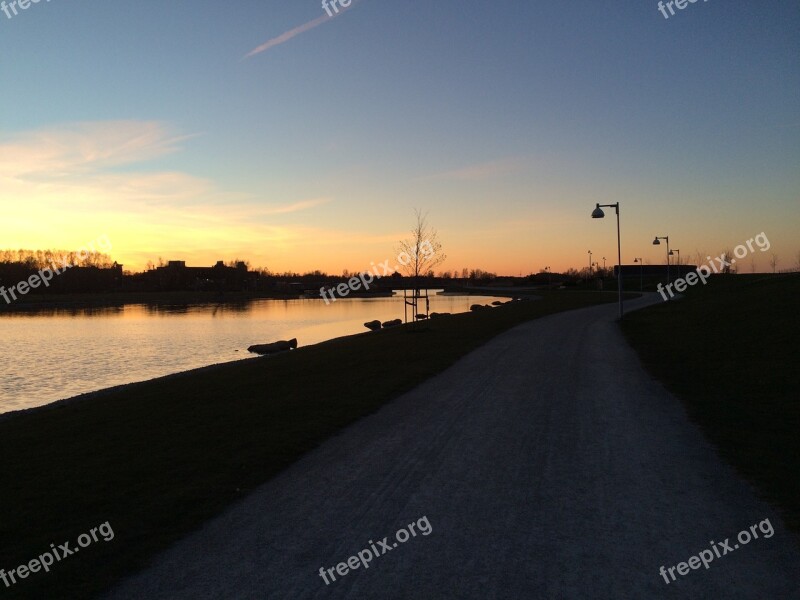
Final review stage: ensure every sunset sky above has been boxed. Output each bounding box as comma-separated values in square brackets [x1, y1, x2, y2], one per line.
[1, 0, 798, 274]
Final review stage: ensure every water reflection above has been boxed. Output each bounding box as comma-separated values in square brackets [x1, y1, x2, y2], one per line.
[140, 302, 255, 316]
[0, 292, 498, 413]
[0, 306, 126, 318]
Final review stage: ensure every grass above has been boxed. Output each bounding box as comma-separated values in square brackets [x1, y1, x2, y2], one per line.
[622, 274, 800, 536]
[0, 290, 626, 599]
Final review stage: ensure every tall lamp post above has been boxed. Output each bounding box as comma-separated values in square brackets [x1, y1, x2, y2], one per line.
[669, 249, 680, 276]
[544, 266, 551, 288]
[602, 257, 606, 274]
[591, 203, 623, 320]
[633, 258, 643, 292]
[653, 236, 670, 286]
[588, 250, 592, 279]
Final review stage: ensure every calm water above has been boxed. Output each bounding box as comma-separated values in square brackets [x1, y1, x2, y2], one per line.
[0, 292, 496, 414]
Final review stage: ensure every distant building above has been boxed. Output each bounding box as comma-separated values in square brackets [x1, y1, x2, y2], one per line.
[146, 260, 255, 292]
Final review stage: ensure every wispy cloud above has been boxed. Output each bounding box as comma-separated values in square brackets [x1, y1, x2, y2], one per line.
[0, 121, 191, 179]
[259, 197, 332, 214]
[244, 1, 362, 59]
[417, 157, 528, 182]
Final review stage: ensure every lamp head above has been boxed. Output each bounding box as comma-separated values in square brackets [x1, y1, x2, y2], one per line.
[591, 204, 605, 219]
[652, 237, 661, 246]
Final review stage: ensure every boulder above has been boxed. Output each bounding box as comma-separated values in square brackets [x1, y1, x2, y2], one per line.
[430, 312, 451, 319]
[382, 318, 403, 328]
[364, 320, 382, 331]
[247, 338, 298, 355]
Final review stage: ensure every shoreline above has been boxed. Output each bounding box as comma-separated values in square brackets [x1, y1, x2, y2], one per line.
[0, 354, 265, 424]
[0, 291, 529, 418]
[0, 288, 539, 314]
[0, 325, 389, 423]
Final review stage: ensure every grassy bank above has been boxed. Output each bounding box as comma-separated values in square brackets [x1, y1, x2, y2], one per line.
[622, 274, 800, 535]
[0, 291, 624, 599]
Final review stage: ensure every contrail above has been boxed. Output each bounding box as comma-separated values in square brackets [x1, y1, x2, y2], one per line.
[244, 1, 362, 59]
[244, 14, 330, 59]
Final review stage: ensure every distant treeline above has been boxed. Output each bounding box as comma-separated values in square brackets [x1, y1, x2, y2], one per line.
[0, 249, 122, 299]
[0, 249, 116, 269]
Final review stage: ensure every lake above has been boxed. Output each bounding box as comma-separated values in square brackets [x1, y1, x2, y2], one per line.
[0, 292, 497, 414]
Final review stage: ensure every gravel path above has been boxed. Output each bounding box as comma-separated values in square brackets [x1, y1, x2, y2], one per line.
[105, 294, 800, 599]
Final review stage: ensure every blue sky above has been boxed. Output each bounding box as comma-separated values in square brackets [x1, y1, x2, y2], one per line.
[1, 0, 798, 273]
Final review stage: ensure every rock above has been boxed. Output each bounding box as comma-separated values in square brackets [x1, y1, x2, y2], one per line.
[470, 304, 488, 312]
[247, 338, 298, 355]
[430, 312, 450, 319]
[382, 318, 402, 328]
[492, 300, 505, 306]
[415, 314, 428, 320]
[364, 320, 382, 331]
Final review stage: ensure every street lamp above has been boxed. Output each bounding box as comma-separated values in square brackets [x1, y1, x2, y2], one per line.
[669, 249, 680, 281]
[633, 258, 643, 292]
[544, 266, 551, 288]
[653, 235, 670, 286]
[591, 203, 623, 320]
[588, 250, 592, 278]
[602, 256, 607, 274]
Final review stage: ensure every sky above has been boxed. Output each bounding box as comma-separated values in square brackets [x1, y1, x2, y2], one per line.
[0, 0, 798, 275]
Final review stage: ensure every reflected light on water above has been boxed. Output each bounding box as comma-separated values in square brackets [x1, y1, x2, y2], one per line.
[0, 293, 498, 413]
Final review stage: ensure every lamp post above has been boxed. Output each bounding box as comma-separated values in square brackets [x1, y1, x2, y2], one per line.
[602, 256, 607, 275]
[544, 266, 551, 288]
[591, 203, 623, 320]
[588, 250, 592, 279]
[653, 235, 670, 286]
[633, 258, 643, 292]
[669, 249, 680, 275]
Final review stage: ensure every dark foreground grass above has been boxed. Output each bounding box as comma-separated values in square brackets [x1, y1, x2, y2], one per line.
[0, 291, 623, 599]
[622, 274, 800, 536]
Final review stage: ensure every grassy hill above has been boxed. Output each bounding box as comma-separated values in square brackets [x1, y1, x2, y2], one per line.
[622, 274, 800, 536]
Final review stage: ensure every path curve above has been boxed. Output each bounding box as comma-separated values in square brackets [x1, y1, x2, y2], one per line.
[105, 294, 800, 599]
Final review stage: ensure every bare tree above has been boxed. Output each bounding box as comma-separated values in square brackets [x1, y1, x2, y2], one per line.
[770, 254, 779, 274]
[225, 258, 251, 269]
[720, 249, 733, 274]
[396, 209, 446, 279]
[396, 210, 446, 320]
